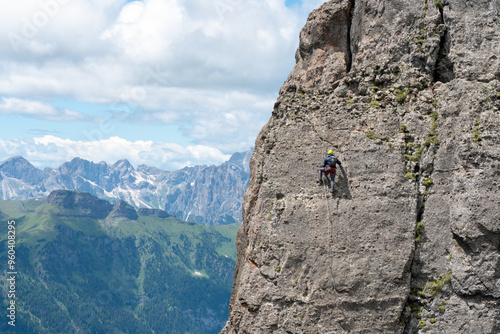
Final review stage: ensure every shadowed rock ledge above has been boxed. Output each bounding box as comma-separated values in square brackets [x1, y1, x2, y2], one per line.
[222, 0, 500, 333]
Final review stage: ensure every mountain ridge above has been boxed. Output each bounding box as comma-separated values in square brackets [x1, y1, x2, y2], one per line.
[0, 149, 252, 225]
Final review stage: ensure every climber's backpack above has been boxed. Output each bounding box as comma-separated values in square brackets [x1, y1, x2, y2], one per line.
[326, 156, 337, 175]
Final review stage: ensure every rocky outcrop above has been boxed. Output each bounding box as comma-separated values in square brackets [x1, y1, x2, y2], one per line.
[46, 190, 113, 219]
[111, 200, 139, 220]
[223, 1, 500, 333]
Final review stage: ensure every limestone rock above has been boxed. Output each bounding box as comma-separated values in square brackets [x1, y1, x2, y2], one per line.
[222, 0, 500, 333]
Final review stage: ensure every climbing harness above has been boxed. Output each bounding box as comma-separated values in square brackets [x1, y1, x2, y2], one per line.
[325, 166, 336, 176]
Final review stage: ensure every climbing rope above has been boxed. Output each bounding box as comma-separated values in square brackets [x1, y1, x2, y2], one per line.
[315, 112, 338, 292]
[322, 175, 336, 291]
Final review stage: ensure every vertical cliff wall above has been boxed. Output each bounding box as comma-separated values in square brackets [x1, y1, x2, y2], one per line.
[222, 0, 500, 333]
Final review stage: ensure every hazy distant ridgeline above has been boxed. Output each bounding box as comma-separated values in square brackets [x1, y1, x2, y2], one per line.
[0, 149, 252, 225]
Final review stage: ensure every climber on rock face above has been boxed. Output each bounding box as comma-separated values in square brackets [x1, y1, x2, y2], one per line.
[318, 150, 341, 193]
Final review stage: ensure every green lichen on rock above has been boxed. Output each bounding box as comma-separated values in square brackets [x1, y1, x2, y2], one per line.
[395, 88, 412, 103]
[368, 99, 380, 108]
[472, 131, 482, 142]
[366, 131, 384, 140]
[399, 123, 408, 133]
[424, 134, 440, 147]
[405, 146, 422, 162]
[472, 120, 483, 143]
[424, 120, 440, 146]
[438, 303, 446, 313]
[421, 270, 452, 297]
[423, 177, 434, 192]
[415, 221, 424, 244]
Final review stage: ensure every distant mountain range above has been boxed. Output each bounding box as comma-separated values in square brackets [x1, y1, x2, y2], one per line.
[0, 149, 252, 225]
[0, 190, 238, 334]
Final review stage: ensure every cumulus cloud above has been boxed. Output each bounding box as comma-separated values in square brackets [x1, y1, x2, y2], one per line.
[111, 86, 274, 151]
[0, 135, 231, 170]
[0, 97, 84, 121]
[0, 0, 325, 161]
[0, 0, 325, 100]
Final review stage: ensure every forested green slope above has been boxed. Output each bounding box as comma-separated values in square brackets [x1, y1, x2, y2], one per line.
[0, 194, 238, 333]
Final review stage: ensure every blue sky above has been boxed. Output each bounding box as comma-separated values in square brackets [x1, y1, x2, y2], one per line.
[285, 0, 303, 7]
[0, 0, 323, 170]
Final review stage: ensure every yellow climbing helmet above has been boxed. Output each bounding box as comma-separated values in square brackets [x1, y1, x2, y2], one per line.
[327, 150, 334, 155]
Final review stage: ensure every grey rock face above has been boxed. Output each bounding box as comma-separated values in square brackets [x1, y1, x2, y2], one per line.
[0, 149, 251, 225]
[285, 0, 352, 91]
[223, 1, 499, 333]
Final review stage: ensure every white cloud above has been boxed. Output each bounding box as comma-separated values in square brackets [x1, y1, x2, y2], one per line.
[0, 97, 84, 121]
[111, 86, 273, 152]
[0, 0, 325, 158]
[0, 0, 309, 99]
[117, 1, 144, 23]
[0, 135, 231, 170]
[101, 0, 186, 62]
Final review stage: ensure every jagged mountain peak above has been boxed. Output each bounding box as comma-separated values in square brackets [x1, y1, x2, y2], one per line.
[59, 157, 107, 174]
[1, 155, 31, 165]
[137, 164, 166, 175]
[0, 155, 45, 184]
[65, 156, 101, 165]
[228, 148, 253, 173]
[111, 158, 134, 171]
